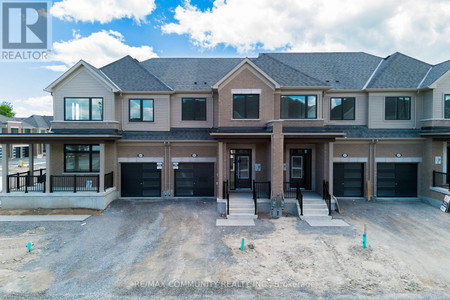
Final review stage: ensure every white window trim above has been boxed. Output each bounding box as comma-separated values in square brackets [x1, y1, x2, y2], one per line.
[291, 155, 304, 179]
[232, 89, 262, 94]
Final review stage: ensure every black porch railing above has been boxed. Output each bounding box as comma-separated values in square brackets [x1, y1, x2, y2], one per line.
[322, 180, 331, 216]
[7, 173, 46, 193]
[50, 175, 99, 193]
[296, 181, 303, 216]
[252, 181, 270, 215]
[432, 171, 450, 191]
[223, 180, 230, 215]
[283, 181, 298, 198]
[104, 172, 114, 191]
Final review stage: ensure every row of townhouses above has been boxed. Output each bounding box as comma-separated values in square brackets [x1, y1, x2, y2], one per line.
[1, 52, 449, 216]
[0, 114, 51, 159]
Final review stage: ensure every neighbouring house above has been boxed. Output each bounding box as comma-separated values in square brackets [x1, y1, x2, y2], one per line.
[1, 52, 450, 215]
[0, 114, 52, 160]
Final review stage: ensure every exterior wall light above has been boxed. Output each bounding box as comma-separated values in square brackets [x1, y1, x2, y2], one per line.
[138, 153, 144, 158]
[395, 153, 402, 157]
[342, 153, 348, 158]
[191, 153, 198, 158]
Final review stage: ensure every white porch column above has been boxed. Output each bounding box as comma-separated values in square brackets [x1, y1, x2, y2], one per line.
[2, 144, 10, 193]
[99, 143, 105, 193]
[28, 144, 34, 176]
[217, 141, 223, 199]
[45, 144, 51, 193]
[328, 141, 334, 195]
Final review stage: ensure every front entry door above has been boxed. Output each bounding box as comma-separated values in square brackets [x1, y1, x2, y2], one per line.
[230, 149, 252, 190]
[290, 149, 312, 189]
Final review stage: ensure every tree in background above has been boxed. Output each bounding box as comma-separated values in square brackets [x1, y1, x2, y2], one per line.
[0, 102, 16, 117]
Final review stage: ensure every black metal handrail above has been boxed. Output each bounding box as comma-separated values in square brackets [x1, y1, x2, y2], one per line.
[253, 180, 270, 199]
[296, 181, 303, 216]
[432, 170, 450, 191]
[50, 175, 100, 193]
[223, 180, 229, 215]
[104, 171, 114, 191]
[7, 174, 46, 193]
[283, 181, 298, 198]
[323, 180, 331, 216]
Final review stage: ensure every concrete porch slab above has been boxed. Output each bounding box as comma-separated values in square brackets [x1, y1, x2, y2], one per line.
[216, 218, 255, 226]
[0, 215, 91, 222]
[304, 218, 349, 227]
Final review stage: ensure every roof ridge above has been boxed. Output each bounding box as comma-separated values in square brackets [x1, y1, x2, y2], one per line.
[260, 54, 328, 86]
[390, 52, 432, 66]
[264, 51, 382, 58]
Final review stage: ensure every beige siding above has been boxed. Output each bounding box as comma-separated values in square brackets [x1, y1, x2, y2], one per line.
[421, 90, 433, 120]
[434, 72, 450, 119]
[121, 94, 170, 131]
[368, 92, 417, 129]
[323, 93, 368, 125]
[170, 93, 214, 128]
[218, 65, 275, 127]
[52, 66, 115, 122]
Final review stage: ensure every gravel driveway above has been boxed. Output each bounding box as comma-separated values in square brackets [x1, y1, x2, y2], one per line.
[0, 198, 449, 299]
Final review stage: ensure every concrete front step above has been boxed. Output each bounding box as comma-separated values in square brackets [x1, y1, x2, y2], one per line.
[303, 200, 326, 205]
[229, 208, 255, 214]
[303, 204, 328, 209]
[303, 208, 329, 214]
[229, 203, 255, 208]
[227, 213, 258, 220]
[301, 215, 332, 220]
[216, 218, 255, 226]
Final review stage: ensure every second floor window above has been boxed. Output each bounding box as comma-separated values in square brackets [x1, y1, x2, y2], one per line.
[11, 128, 19, 133]
[182, 98, 206, 121]
[280, 95, 317, 119]
[65, 97, 103, 121]
[445, 94, 450, 118]
[385, 96, 411, 120]
[330, 97, 355, 120]
[233, 94, 259, 119]
[129, 99, 154, 122]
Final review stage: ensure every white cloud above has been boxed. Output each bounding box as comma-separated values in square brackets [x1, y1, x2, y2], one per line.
[12, 95, 53, 117]
[50, 0, 156, 24]
[162, 0, 450, 63]
[46, 30, 158, 71]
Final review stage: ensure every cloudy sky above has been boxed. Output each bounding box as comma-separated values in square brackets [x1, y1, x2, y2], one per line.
[1, 0, 450, 117]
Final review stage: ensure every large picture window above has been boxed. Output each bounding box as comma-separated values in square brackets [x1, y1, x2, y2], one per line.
[385, 96, 411, 120]
[445, 94, 450, 119]
[280, 95, 317, 119]
[64, 145, 100, 173]
[233, 94, 259, 119]
[129, 99, 154, 122]
[64, 97, 103, 121]
[330, 97, 355, 120]
[182, 98, 206, 121]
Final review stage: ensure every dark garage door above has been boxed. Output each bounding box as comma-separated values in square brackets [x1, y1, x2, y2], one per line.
[175, 163, 215, 197]
[121, 163, 161, 197]
[333, 163, 364, 197]
[377, 163, 417, 197]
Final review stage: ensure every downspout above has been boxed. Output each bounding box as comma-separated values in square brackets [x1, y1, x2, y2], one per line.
[168, 141, 172, 197]
[373, 139, 378, 200]
[164, 141, 167, 197]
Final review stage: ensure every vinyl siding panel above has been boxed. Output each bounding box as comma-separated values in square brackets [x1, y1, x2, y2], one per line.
[323, 93, 368, 125]
[170, 93, 214, 128]
[121, 94, 170, 131]
[52, 67, 114, 122]
[421, 90, 433, 120]
[368, 92, 416, 129]
[434, 73, 450, 119]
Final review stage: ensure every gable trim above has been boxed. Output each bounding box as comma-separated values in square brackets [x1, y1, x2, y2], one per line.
[212, 58, 280, 89]
[44, 60, 120, 93]
[429, 69, 450, 89]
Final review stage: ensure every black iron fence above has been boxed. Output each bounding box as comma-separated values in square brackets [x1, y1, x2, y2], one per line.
[50, 175, 99, 193]
[432, 171, 450, 191]
[7, 174, 46, 193]
[296, 182, 303, 216]
[253, 181, 270, 199]
[323, 180, 331, 216]
[283, 181, 298, 198]
[104, 172, 114, 191]
[223, 180, 229, 215]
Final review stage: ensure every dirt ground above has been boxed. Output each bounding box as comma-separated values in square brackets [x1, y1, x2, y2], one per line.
[0, 208, 103, 216]
[0, 199, 449, 299]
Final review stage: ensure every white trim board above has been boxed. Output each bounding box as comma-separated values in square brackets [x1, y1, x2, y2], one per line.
[118, 157, 164, 163]
[375, 157, 422, 163]
[171, 157, 217, 163]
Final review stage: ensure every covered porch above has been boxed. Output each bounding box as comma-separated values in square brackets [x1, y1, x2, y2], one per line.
[0, 133, 121, 210]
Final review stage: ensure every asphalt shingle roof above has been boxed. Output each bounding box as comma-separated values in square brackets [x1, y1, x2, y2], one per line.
[251, 55, 328, 87]
[367, 52, 432, 89]
[22, 115, 52, 129]
[420, 60, 450, 88]
[263, 52, 383, 90]
[100, 56, 172, 91]
[140, 57, 243, 91]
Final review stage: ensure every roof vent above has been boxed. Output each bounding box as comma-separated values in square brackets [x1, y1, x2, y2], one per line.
[194, 82, 197, 84]
[335, 80, 340, 83]
[204, 82, 207, 84]
[326, 80, 330, 83]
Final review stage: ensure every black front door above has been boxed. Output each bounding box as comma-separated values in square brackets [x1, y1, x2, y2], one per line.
[333, 163, 364, 197]
[230, 149, 252, 190]
[175, 163, 215, 196]
[377, 163, 417, 197]
[290, 149, 312, 189]
[121, 163, 161, 197]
